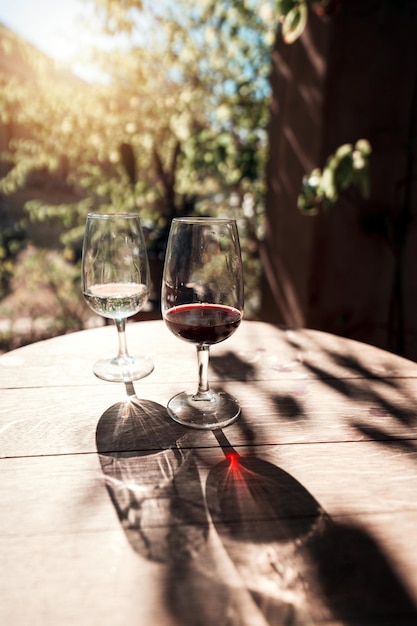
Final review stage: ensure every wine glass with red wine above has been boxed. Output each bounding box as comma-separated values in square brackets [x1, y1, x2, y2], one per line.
[162, 217, 244, 429]
[82, 212, 154, 382]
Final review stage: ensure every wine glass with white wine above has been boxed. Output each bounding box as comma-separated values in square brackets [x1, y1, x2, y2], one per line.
[82, 212, 154, 382]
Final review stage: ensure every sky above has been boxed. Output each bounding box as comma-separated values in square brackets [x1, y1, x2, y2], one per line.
[0, 0, 110, 81]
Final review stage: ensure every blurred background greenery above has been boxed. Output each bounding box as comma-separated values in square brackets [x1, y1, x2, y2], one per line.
[0, 0, 282, 351]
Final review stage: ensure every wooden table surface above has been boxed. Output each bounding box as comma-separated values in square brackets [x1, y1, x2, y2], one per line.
[1, 319, 417, 626]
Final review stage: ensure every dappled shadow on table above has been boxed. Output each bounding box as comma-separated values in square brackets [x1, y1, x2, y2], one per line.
[288, 334, 417, 452]
[205, 431, 417, 625]
[210, 351, 257, 382]
[95, 381, 417, 625]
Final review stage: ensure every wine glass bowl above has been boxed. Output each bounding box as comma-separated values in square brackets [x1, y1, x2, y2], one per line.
[162, 217, 244, 429]
[82, 212, 154, 382]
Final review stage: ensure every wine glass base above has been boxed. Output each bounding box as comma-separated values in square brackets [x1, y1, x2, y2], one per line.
[93, 355, 154, 382]
[167, 390, 240, 430]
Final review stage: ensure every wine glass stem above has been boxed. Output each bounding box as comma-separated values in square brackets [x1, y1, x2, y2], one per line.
[195, 344, 211, 399]
[115, 318, 129, 359]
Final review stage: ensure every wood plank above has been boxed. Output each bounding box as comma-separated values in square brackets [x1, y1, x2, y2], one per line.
[1, 442, 417, 625]
[1, 373, 416, 457]
[1, 516, 415, 626]
[1, 442, 416, 534]
[0, 533, 178, 626]
[2, 320, 417, 389]
[2, 320, 417, 625]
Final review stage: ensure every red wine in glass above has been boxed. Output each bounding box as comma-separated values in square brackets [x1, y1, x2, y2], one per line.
[164, 303, 242, 344]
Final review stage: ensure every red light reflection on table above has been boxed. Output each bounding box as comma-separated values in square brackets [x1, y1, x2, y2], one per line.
[225, 451, 239, 471]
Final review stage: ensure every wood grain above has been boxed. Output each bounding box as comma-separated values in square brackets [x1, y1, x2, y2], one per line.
[1, 320, 417, 625]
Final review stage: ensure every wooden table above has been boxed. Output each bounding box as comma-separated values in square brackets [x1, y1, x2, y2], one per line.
[1, 319, 417, 625]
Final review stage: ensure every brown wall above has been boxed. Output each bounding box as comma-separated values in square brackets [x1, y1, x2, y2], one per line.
[262, 3, 417, 360]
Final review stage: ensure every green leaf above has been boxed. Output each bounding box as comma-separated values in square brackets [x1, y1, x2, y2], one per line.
[281, 2, 308, 43]
[276, 0, 298, 19]
[320, 167, 337, 202]
[355, 138, 372, 157]
[298, 140, 372, 214]
[334, 154, 354, 190]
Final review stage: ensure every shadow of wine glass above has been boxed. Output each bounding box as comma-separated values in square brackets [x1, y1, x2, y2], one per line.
[207, 429, 324, 538]
[166, 429, 326, 626]
[205, 430, 417, 624]
[96, 390, 208, 563]
[96, 393, 184, 456]
[203, 430, 327, 624]
[206, 454, 323, 542]
[96, 389, 237, 625]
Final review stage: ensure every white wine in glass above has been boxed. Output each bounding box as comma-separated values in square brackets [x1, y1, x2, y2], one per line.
[162, 217, 244, 429]
[82, 212, 154, 382]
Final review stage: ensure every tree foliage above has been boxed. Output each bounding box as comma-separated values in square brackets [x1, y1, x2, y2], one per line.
[82, 0, 276, 230]
[0, 1, 278, 320]
[298, 139, 372, 215]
